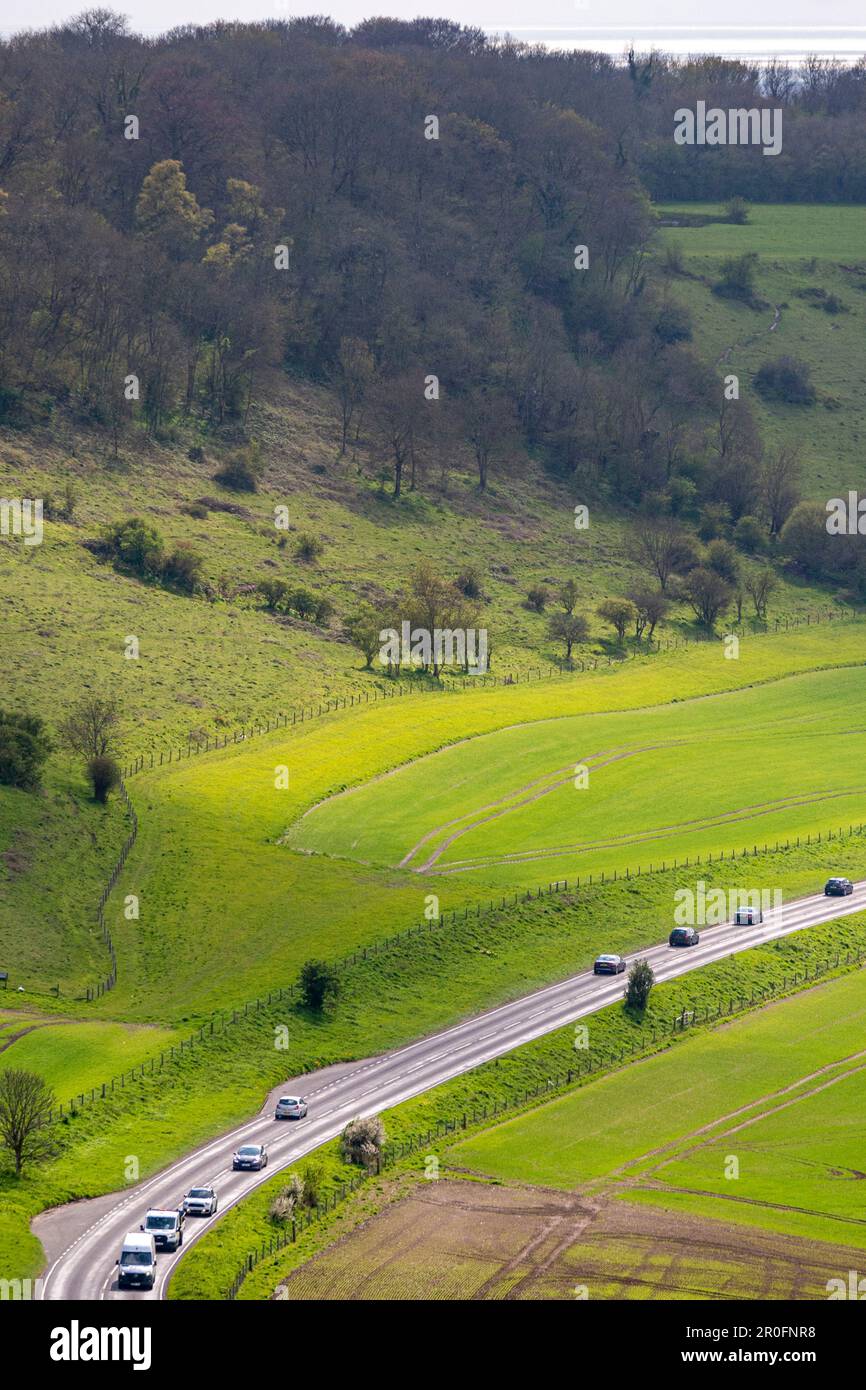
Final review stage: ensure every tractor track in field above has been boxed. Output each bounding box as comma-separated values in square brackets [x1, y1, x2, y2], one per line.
[429, 785, 866, 877]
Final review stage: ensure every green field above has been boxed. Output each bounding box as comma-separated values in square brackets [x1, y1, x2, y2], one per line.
[453, 968, 866, 1252]
[288, 664, 866, 888]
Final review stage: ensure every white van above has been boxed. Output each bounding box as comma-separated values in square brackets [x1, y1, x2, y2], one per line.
[117, 1231, 156, 1290]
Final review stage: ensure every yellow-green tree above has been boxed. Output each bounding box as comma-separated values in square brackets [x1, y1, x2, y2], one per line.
[135, 160, 213, 256]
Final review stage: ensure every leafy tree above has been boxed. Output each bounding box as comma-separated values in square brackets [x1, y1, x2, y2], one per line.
[346, 607, 383, 668]
[135, 160, 213, 256]
[299, 959, 340, 1012]
[0, 710, 52, 790]
[0, 1068, 55, 1176]
[597, 597, 637, 643]
[624, 959, 654, 1011]
[705, 538, 740, 587]
[162, 543, 204, 593]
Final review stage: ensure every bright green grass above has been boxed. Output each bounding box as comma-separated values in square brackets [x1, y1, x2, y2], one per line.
[0, 1020, 178, 1103]
[288, 664, 866, 888]
[174, 906, 866, 1300]
[655, 202, 866, 497]
[93, 622, 866, 1019]
[0, 766, 128, 996]
[452, 967, 866, 1250]
[658, 203, 866, 260]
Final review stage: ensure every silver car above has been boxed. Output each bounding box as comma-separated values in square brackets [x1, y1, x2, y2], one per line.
[183, 1186, 218, 1216]
[274, 1095, 308, 1120]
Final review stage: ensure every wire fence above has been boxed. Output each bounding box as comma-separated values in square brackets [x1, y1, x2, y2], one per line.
[118, 606, 863, 780]
[79, 605, 866, 1002]
[225, 941, 866, 1300]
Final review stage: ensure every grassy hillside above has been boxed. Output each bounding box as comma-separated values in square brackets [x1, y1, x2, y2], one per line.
[655, 203, 866, 498]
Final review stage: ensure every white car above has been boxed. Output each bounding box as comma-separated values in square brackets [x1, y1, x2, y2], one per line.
[275, 1095, 308, 1120]
[734, 906, 763, 925]
[183, 1186, 218, 1217]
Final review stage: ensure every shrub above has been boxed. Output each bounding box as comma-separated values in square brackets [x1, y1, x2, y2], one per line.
[104, 517, 164, 577]
[456, 566, 484, 600]
[526, 585, 549, 613]
[625, 959, 654, 1011]
[733, 515, 766, 553]
[0, 710, 52, 789]
[294, 532, 324, 562]
[87, 755, 121, 804]
[299, 1158, 326, 1208]
[654, 304, 692, 343]
[705, 538, 740, 586]
[162, 543, 204, 593]
[725, 196, 750, 224]
[269, 1173, 304, 1223]
[214, 441, 262, 492]
[754, 356, 815, 405]
[341, 1115, 385, 1170]
[299, 959, 340, 1012]
[713, 252, 759, 302]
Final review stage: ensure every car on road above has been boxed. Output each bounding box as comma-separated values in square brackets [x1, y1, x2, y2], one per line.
[142, 1207, 184, 1251]
[669, 926, 700, 947]
[117, 1232, 156, 1290]
[593, 954, 626, 975]
[232, 1143, 268, 1171]
[182, 1186, 218, 1217]
[825, 877, 853, 896]
[734, 905, 763, 925]
[275, 1095, 308, 1120]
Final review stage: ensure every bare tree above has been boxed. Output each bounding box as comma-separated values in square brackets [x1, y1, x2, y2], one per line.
[762, 445, 801, 536]
[0, 1069, 55, 1176]
[60, 694, 121, 761]
[630, 519, 695, 592]
[745, 567, 778, 619]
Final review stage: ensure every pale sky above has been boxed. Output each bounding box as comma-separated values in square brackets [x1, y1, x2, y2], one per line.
[3, 0, 866, 59]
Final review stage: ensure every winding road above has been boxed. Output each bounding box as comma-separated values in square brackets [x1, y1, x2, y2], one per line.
[38, 878, 866, 1302]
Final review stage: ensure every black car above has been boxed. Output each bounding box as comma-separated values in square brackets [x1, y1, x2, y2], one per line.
[593, 954, 626, 975]
[825, 877, 853, 896]
[669, 926, 700, 947]
[232, 1143, 268, 1171]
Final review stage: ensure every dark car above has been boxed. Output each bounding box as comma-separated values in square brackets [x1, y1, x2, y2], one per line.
[232, 1143, 268, 1171]
[825, 877, 853, 896]
[669, 926, 700, 947]
[593, 954, 626, 975]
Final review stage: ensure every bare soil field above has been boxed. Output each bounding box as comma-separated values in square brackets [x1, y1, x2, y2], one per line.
[275, 1180, 860, 1301]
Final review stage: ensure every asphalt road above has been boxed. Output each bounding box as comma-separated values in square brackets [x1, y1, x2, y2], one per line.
[39, 879, 866, 1301]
